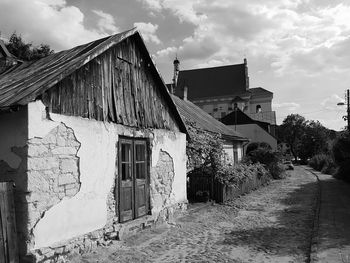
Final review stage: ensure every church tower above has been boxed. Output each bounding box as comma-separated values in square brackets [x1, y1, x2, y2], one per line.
[171, 56, 180, 94]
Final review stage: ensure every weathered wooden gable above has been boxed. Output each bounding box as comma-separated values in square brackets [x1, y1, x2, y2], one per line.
[42, 35, 179, 131]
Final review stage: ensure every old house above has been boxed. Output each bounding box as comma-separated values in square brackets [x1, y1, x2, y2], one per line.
[0, 28, 188, 262]
[171, 94, 248, 165]
[170, 58, 277, 150]
[221, 108, 278, 150]
[173, 59, 276, 128]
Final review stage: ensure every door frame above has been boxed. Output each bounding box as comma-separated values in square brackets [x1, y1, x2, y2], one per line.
[117, 136, 151, 223]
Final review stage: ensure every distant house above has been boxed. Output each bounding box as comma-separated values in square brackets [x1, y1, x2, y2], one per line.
[171, 94, 248, 165]
[0, 29, 188, 262]
[221, 108, 277, 151]
[173, 59, 276, 130]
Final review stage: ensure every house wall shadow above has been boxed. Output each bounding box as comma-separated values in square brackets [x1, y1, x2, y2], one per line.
[0, 106, 33, 262]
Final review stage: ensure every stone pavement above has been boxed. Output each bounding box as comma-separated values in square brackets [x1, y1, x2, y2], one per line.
[307, 168, 350, 263]
[69, 167, 318, 263]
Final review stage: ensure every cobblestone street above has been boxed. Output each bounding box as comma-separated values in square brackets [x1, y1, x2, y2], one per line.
[69, 166, 318, 263]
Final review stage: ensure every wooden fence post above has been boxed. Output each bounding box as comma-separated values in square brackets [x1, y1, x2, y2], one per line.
[0, 182, 19, 263]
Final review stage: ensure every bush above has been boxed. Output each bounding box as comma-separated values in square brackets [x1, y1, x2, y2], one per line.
[216, 163, 269, 187]
[308, 154, 336, 175]
[242, 147, 285, 179]
[332, 131, 350, 181]
[246, 142, 272, 155]
[268, 162, 288, 179]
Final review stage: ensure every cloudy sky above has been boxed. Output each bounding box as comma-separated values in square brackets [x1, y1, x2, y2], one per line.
[1, 0, 349, 130]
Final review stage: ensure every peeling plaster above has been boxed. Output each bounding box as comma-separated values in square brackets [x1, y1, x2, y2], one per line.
[151, 150, 175, 210]
[27, 101, 187, 249]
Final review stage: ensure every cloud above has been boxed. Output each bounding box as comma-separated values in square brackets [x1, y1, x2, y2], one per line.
[321, 94, 346, 111]
[134, 22, 161, 44]
[156, 46, 177, 58]
[0, 0, 119, 51]
[138, 0, 206, 25]
[146, 0, 350, 78]
[273, 102, 301, 111]
[92, 10, 119, 33]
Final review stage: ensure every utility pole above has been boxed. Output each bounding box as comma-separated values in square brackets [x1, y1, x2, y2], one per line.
[347, 89, 350, 130]
[337, 89, 350, 130]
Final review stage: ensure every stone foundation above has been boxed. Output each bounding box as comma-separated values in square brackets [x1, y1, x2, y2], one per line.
[31, 202, 187, 263]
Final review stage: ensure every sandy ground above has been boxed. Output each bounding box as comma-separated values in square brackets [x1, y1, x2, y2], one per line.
[68, 166, 318, 263]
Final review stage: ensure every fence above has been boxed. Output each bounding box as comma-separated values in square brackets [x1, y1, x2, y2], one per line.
[188, 173, 270, 203]
[0, 182, 19, 263]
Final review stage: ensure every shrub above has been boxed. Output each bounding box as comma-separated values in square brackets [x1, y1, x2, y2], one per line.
[268, 162, 287, 179]
[308, 154, 336, 175]
[242, 146, 285, 179]
[246, 142, 272, 155]
[216, 163, 269, 187]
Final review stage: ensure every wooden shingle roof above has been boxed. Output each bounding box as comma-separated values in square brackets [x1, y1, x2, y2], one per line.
[0, 28, 188, 134]
[0, 29, 140, 108]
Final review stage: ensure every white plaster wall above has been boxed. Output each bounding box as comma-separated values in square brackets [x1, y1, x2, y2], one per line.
[0, 107, 27, 169]
[223, 143, 234, 164]
[229, 124, 277, 150]
[27, 101, 187, 249]
[237, 143, 244, 161]
[223, 141, 244, 165]
[249, 101, 272, 113]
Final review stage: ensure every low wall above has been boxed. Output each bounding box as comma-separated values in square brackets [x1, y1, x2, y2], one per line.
[216, 173, 271, 203]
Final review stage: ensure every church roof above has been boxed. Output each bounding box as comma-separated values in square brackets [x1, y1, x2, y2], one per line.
[175, 63, 248, 100]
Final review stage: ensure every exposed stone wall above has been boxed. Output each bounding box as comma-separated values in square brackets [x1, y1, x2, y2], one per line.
[26, 123, 81, 247]
[151, 150, 175, 213]
[106, 183, 117, 224]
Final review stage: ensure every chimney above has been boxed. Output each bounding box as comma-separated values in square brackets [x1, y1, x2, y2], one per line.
[244, 58, 249, 90]
[181, 86, 188, 101]
[172, 56, 180, 94]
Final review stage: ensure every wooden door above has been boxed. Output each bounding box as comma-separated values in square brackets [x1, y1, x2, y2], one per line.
[134, 141, 148, 218]
[119, 139, 134, 222]
[0, 182, 19, 263]
[118, 138, 149, 223]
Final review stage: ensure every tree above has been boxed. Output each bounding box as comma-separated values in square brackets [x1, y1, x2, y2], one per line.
[277, 114, 307, 161]
[298, 120, 329, 162]
[4, 32, 54, 61]
[332, 131, 350, 180]
[186, 120, 224, 173]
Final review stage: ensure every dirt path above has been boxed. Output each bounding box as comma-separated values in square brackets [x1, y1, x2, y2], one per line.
[69, 166, 318, 263]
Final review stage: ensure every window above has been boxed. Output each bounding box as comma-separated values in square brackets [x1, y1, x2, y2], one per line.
[256, 105, 262, 113]
[213, 108, 218, 112]
[118, 138, 149, 223]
